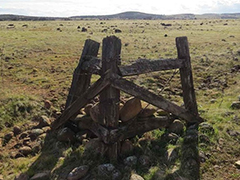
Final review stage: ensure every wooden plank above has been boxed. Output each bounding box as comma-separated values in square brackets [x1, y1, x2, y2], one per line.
[111, 76, 204, 123]
[77, 116, 171, 143]
[51, 72, 111, 130]
[99, 36, 121, 160]
[119, 58, 184, 76]
[176, 37, 200, 180]
[65, 39, 100, 109]
[176, 37, 198, 116]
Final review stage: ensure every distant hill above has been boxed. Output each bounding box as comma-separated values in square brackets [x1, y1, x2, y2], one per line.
[1, 11, 240, 21]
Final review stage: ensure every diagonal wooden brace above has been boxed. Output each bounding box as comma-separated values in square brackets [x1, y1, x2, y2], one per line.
[110, 74, 204, 123]
[51, 71, 112, 130]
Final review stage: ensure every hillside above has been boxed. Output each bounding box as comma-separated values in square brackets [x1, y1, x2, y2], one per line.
[1, 11, 240, 21]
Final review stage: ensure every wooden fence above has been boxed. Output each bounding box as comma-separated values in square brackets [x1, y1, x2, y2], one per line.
[51, 35, 203, 160]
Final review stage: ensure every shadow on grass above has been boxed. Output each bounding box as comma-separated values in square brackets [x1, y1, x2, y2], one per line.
[24, 125, 200, 180]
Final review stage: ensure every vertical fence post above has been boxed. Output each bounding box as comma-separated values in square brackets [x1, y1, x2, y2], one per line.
[176, 36, 200, 180]
[100, 36, 121, 160]
[65, 39, 100, 109]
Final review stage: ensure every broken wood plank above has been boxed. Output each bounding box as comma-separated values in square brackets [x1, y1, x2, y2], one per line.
[176, 37, 198, 116]
[65, 39, 100, 109]
[111, 75, 204, 123]
[119, 58, 184, 76]
[51, 72, 111, 130]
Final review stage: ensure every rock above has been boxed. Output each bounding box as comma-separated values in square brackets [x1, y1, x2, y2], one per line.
[199, 122, 214, 135]
[19, 131, 29, 140]
[115, 29, 122, 33]
[235, 160, 240, 169]
[67, 165, 89, 180]
[139, 155, 151, 167]
[124, 156, 138, 166]
[44, 100, 52, 109]
[89, 103, 100, 123]
[31, 129, 44, 136]
[30, 171, 50, 180]
[13, 126, 22, 136]
[85, 138, 106, 156]
[81, 27, 87, 32]
[14, 173, 29, 180]
[231, 101, 240, 109]
[19, 146, 32, 156]
[83, 104, 93, 115]
[57, 127, 75, 143]
[121, 139, 134, 155]
[226, 129, 240, 137]
[130, 173, 144, 180]
[98, 164, 119, 179]
[3, 132, 14, 144]
[37, 116, 51, 128]
[168, 120, 184, 135]
[166, 147, 179, 163]
[120, 98, 142, 122]
[138, 108, 156, 118]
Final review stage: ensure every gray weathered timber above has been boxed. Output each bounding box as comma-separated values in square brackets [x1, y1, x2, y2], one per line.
[77, 115, 171, 143]
[99, 36, 122, 160]
[119, 58, 184, 76]
[65, 39, 100, 109]
[51, 72, 111, 130]
[111, 76, 203, 123]
[176, 37, 200, 180]
[176, 37, 198, 116]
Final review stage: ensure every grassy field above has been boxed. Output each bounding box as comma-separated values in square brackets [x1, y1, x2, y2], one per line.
[0, 19, 240, 179]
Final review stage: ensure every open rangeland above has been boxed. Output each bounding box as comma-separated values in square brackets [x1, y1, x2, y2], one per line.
[0, 19, 240, 180]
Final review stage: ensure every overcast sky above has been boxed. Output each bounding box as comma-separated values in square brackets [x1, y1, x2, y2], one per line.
[0, 0, 240, 17]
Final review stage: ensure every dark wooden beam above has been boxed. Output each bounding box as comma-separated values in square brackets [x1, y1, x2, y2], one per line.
[119, 58, 184, 76]
[111, 75, 204, 123]
[176, 37, 198, 116]
[65, 39, 100, 109]
[99, 36, 122, 160]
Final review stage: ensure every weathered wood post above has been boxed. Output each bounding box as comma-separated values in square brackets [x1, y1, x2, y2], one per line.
[99, 36, 121, 160]
[176, 37, 200, 180]
[65, 39, 100, 109]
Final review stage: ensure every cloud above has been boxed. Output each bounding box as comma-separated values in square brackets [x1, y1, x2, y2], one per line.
[0, 0, 239, 16]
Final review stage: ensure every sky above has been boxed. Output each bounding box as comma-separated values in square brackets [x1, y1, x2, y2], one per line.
[0, 0, 240, 17]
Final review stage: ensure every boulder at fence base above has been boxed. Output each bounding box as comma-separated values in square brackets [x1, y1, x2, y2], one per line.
[120, 98, 142, 122]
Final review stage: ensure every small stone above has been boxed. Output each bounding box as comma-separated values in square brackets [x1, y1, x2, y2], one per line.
[37, 116, 51, 128]
[124, 156, 138, 166]
[166, 147, 179, 163]
[130, 173, 144, 180]
[231, 101, 240, 109]
[67, 165, 89, 180]
[98, 164, 116, 179]
[120, 98, 142, 122]
[30, 171, 50, 180]
[19, 132, 29, 140]
[14, 173, 29, 180]
[13, 126, 22, 136]
[44, 100, 52, 109]
[42, 126, 51, 133]
[31, 129, 44, 136]
[235, 160, 240, 169]
[199, 122, 215, 135]
[168, 119, 184, 135]
[139, 155, 151, 167]
[57, 127, 75, 143]
[19, 146, 32, 156]
[121, 139, 134, 155]
[3, 132, 14, 144]
[85, 138, 106, 156]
